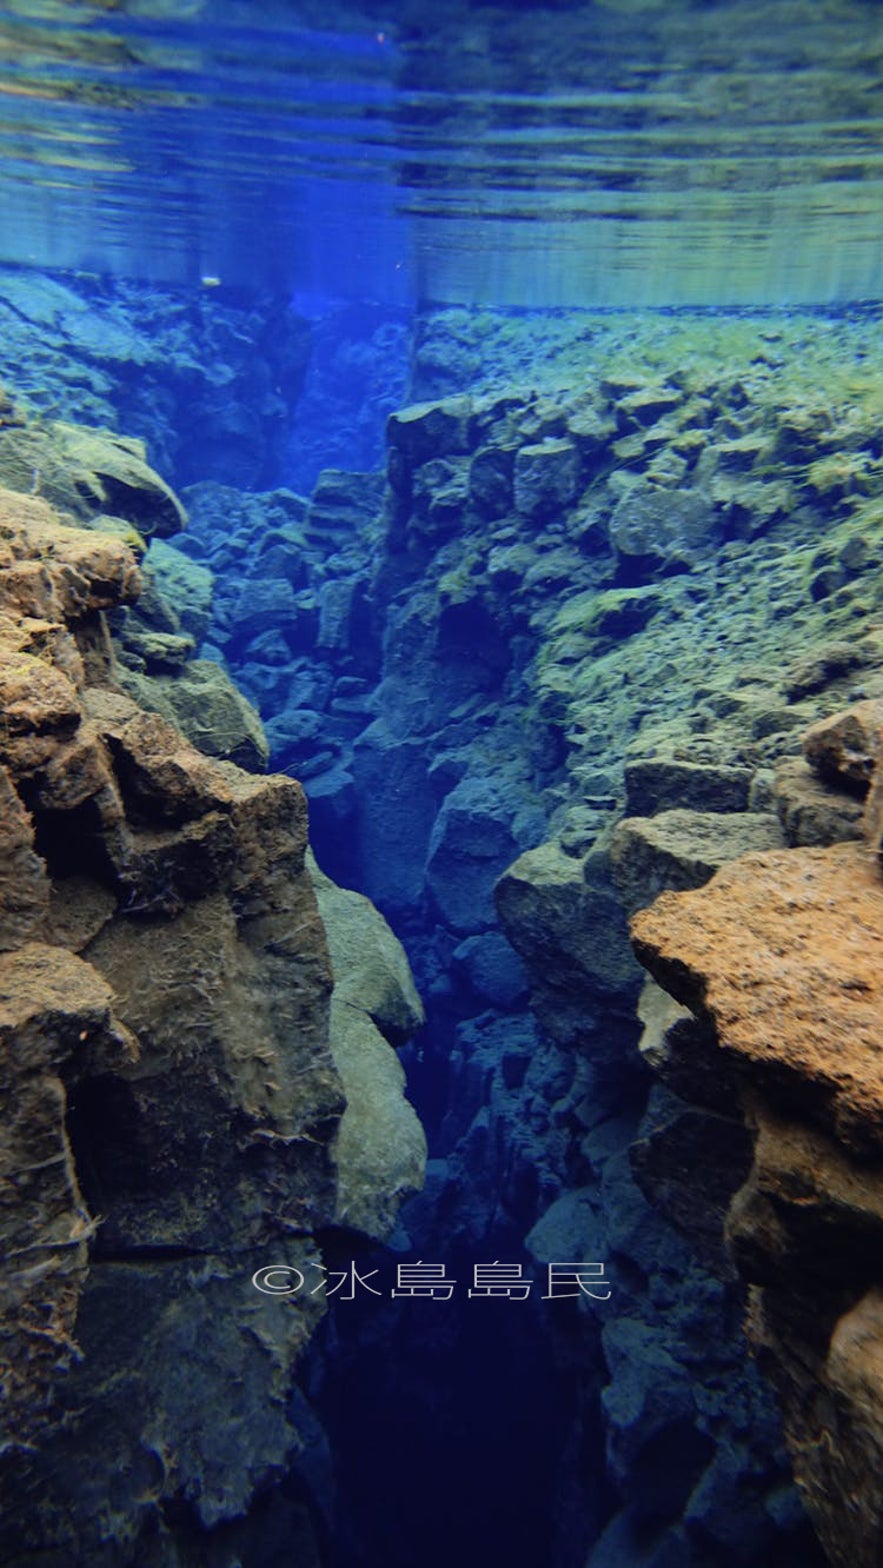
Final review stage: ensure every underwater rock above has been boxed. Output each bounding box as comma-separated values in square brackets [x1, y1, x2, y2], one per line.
[0, 941, 135, 1452]
[623, 756, 754, 817]
[608, 478, 715, 569]
[610, 808, 784, 916]
[308, 853, 424, 1044]
[451, 930, 528, 1009]
[426, 774, 526, 935]
[386, 396, 472, 469]
[0, 767, 50, 949]
[513, 436, 581, 519]
[866, 733, 883, 866]
[631, 831, 883, 1567]
[119, 657, 269, 773]
[0, 478, 427, 1564]
[495, 839, 643, 1038]
[143, 536, 214, 646]
[0, 417, 186, 537]
[631, 841, 883, 1156]
[802, 697, 883, 794]
[774, 757, 867, 848]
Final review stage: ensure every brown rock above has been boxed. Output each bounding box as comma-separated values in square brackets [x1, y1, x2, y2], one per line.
[0, 941, 137, 1449]
[0, 645, 81, 776]
[803, 698, 883, 794]
[726, 1099, 883, 1287]
[631, 842, 883, 1157]
[632, 840, 883, 1567]
[746, 1281, 883, 1568]
[0, 488, 141, 621]
[865, 734, 883, 868]
[0, 766, 49, 951]
[774, 756, 867, 848]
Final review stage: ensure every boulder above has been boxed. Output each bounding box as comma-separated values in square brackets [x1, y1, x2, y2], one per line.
[774, 758, 866, 848]
[146, 539, 213, 645]
[308, 855, 424, 1044]
[386, 396, 472, 468]
[495, 839, 642, 1020]
[119, 658, 269, 773]
[0, 419, 186, 536]
[609, 479, 715, 568]
[426, 775, 524, 934]
[802, 699, 883, 794]
[307, 856, 426, 1241]
[513, 437, 580, 518]
[451, 931, 528, 1008]
[624, 757, 754, 817]
[631, 841, 883, 1158]
[610, 809, 784, 915]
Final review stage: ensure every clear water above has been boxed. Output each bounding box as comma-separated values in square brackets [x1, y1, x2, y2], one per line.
[0, 0, 881, 305]
[1, 6, 880, 1568]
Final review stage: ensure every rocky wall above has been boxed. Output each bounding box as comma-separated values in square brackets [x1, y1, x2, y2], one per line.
[4, 293, 883, 1565]
[631, 709, 883, 1568]
[0, 430, 425, 1565]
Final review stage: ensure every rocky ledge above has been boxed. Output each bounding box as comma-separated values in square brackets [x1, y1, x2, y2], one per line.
[0, 482, 424, 1566]
[631, 715, 883, 1568]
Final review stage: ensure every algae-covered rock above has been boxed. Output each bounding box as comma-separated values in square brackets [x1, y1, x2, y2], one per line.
[326, 1000, 426, 1240]
[427, 774, 525, 935]
[609, 478, 715, 567]
[624, 756, 754, 816]
[145, 537, 214, 645]
[386, 396, 472, 467]
[495, 839, 641, 1020]
[514, 436, 580, 518]
[0, 419, 186, 536]
[309, 854, 426, 1240]
[119, 657, 269, 773]
[308, 854, 424, 1043]
[610, 809, 784, 915]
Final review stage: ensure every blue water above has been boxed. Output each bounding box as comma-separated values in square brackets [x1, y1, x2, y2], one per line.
[0, 4, 879, 1567]
[0, 0, 881, 305]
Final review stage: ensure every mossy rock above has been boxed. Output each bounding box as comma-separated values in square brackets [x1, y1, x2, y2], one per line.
[120, 659, 268, 773]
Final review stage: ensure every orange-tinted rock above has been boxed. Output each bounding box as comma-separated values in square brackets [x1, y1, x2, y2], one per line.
[0, 489, 141, 621]
[0, 646, 81, 775]
[632, 838, 883, 1567]
[631, 842, 883, 1157]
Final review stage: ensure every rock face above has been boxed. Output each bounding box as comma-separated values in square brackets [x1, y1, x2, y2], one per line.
[0, 483, 425, 1565]
[631, 736, 883, 1568]
[309, 855, 427, 1240]
[8, 297, 883, 1567]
